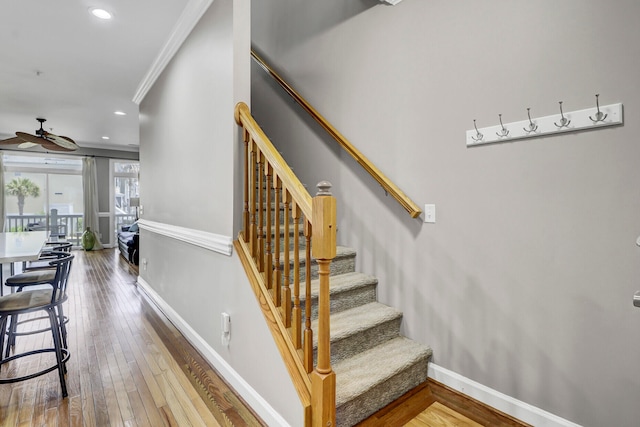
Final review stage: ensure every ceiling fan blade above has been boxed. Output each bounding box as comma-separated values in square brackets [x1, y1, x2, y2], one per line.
[0, 136, 24, 145]
[44, 132, 79, 151]
[39, 140, 71, 152]
[15, 131, 69, 151]
[16, 131, 44, 145]
[18, 142, 39, 149]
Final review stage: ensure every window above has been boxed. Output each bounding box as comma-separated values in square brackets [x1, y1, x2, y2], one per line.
[111, 160, 139, 235]
[3, 154, 84, 243]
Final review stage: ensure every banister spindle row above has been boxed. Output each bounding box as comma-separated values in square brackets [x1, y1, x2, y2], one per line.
[265, 164, 273, 290]
[235, 101, 336, 427]
[273, 176, 282, 306]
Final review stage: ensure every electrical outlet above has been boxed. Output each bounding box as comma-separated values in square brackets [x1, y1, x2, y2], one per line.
[142, 258, 148, 271]
[424, 204, 436, 223]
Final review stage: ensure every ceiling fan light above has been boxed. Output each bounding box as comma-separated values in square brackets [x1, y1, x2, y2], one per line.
[102, 136, 110, 140]
[90, 8, 112, 20]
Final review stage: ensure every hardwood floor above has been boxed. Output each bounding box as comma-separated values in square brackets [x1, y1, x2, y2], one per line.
[0, 248, 530, 427]
[356, 380, 531, 427]
[0, 249, 261, 427]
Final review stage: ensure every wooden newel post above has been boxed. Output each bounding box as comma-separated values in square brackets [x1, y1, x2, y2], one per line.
[311, 181, 336, 427]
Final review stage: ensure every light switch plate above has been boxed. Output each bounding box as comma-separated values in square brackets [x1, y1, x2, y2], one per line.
[424, 204, 436, 223]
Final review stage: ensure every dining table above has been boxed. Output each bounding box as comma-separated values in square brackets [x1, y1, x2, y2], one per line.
[0, 231, 48, 295]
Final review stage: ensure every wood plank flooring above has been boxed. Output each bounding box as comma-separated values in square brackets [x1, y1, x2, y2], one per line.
[0, 248, 530, 427]
[0, 249, 261, 427]
[356, 380, 531, 427]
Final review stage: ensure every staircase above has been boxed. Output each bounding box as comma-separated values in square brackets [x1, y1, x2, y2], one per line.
[290, 239, 433, 426]
[235, 102, 431, 426]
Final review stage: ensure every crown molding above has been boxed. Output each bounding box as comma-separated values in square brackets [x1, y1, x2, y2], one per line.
[133, 0, 214, 105]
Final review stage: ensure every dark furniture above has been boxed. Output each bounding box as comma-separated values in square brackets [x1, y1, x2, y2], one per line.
[0, 252, 74, 397]
[118, 222, 139, 265]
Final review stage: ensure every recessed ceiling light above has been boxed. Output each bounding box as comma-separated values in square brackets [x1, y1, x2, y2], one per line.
[90, 8, 112, 20]
[114, 111, 126, 116]
[102, 136, 110, 140]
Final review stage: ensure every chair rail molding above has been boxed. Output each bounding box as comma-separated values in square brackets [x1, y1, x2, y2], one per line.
[137, 219, 233, 256]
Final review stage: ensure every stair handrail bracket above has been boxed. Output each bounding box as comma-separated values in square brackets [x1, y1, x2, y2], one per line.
[234, 102, 337, 427]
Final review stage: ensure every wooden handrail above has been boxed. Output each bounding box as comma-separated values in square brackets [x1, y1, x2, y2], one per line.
[235, 102, 336, 427]
[251, 49, 422, 219]
[235, 102, 313, 220]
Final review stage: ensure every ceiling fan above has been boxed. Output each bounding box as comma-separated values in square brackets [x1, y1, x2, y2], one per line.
[0, 118, 79, 152]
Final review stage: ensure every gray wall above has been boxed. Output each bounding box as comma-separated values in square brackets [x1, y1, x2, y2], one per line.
[251, 1, 640, 426]
[139, 1, 301, 425]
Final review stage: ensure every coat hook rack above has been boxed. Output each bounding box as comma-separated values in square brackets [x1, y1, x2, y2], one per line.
[471, 119, 483, 142]
[589, 94, 608, 123]
[496, 114, 509, 137]
[466, 96, 623, 147]
[554, 101, 571, 128]
[523, 108, 538, 133]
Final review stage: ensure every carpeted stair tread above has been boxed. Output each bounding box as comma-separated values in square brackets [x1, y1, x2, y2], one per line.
[333, 337, 432, 426]
[313, 302, 401, 345]
[310, 272, 378, 297]
[299, 272, 378, 321]
[334, 336, 432, 403]
[282, 245, 356, 264]
[312, 302, 403, 365]
[280, 246, 357, 282]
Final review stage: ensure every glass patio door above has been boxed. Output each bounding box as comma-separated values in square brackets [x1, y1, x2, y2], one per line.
[112, 160, 139, 236]
[3, 154, 83, 243]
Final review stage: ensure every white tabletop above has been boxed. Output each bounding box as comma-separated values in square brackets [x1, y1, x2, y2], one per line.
[0, 231, 48, 263]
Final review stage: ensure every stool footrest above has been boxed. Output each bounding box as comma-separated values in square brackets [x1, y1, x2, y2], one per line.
[0, 347, 69, 383]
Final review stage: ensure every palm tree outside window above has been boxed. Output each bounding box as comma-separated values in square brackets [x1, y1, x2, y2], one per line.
[5, 178, 40, 216]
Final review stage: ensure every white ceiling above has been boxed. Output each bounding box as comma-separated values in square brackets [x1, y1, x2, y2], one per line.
[0, 0, 191, 152]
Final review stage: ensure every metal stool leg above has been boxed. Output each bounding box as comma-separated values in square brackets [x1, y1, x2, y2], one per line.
[4, 314, 17, 359]
[57, 305, 68, 350]
[48, 307, 68, 397]
[0, 315, 7, 368]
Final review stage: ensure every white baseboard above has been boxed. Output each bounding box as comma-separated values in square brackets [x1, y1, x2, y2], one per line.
[135, 277, 290, 427]
[428, 364, 582, 427]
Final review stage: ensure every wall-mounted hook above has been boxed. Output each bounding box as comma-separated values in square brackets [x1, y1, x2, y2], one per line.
[554, 101, 571, 128]
[496, 114, 509, 137]
[471, 119, 484, 142]
[523, 108, 538, 133]
[589, 94, 608, 123]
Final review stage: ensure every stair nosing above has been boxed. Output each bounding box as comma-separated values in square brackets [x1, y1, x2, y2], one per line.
[302, 272, 378, 299]
[310, 302, 402, 346]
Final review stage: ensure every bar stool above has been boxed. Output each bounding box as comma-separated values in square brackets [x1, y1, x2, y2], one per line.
[4, 251, 72, 356]
[0, 253, 74, 397]
[23, 241, 72, 272]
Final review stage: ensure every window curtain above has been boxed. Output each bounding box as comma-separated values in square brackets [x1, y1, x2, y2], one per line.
[0, 154, 4, 232]
[82, 157, 103, 249]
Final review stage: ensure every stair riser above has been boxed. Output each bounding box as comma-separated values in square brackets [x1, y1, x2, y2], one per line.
[301, 284, 377, 320]
[259, 233, 306, 252]
[278, 254, 355, 284]
[336, 357, 430, 427]
[277, 232, 306, 252]
[313, 317, 402, 366]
